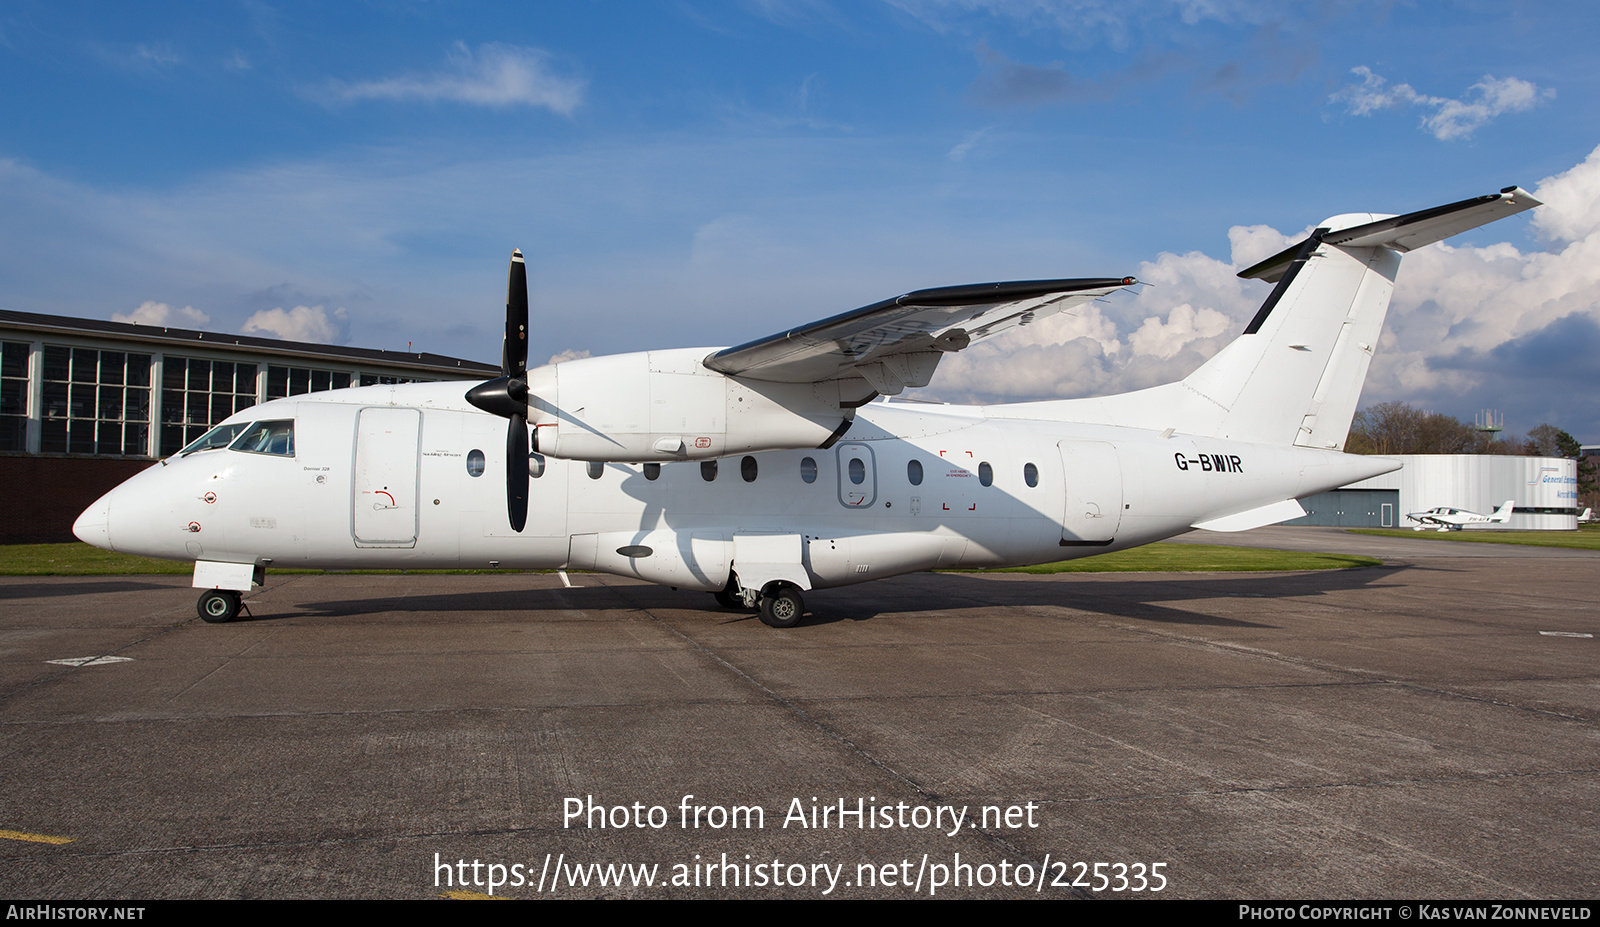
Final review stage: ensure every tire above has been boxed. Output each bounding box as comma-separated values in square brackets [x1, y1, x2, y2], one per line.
[758, 585, 804, 629]
[198, 590, 241, 623]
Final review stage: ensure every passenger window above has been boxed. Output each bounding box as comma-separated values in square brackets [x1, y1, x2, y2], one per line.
[907, 459, 923, 486]
[849, 457, 866, 485]
[701, 460, 718, 482]
[587, 461, 603, 480]
[741, 456, 758, 482]
[978, 461, 993, 487]
[530, 453, 546, 478]
[644, 462, 661, 481]
[800, 457, 817, 483]
[1024, 462, 1038, 488]
[466, 449, 485, 477]
[230, 420, 295, 456]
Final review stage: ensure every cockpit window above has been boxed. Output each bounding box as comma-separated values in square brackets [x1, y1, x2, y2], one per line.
[179, 422, 249, 457]
[229, 420, 295, 456]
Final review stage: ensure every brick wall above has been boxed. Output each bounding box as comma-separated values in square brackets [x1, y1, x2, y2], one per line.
[0, 455, 155, 543]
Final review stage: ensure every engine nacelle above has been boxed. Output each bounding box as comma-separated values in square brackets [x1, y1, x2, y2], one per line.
[524, 348, 853, 461]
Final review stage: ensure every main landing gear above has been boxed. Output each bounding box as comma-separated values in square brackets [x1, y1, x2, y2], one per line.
[197, 589, 243, 623]
[711, 578, 806, 629]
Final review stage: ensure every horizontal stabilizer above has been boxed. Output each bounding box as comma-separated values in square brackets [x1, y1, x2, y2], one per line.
[1239, 186, 1542, 283]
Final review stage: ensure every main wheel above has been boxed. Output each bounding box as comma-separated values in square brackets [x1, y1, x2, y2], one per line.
[713, 588, 741, 609]
[197, 589, 241, 623]
[758, 585, 804, 629]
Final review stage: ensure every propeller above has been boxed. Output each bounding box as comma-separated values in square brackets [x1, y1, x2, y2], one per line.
[465, 250, 531, 532]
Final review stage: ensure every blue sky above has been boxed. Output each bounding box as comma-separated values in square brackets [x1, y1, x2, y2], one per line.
[3, 1, 1598, 438]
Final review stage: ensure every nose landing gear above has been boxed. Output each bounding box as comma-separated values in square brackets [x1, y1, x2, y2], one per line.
[197, 589, 243, 623]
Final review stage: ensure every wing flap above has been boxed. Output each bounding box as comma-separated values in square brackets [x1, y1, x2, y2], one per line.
[704, 277, 1134, 385]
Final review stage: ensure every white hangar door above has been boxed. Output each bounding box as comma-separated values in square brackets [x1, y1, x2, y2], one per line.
[1057, 440, 1122, 544]
[352, 407, 422, 548]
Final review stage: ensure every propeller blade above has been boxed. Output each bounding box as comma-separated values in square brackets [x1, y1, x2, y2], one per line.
[505, 249, 528, 379]
[507, 412, 529, 533]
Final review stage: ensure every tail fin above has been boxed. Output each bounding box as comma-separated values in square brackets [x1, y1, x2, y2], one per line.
[1491, 500, 1515, 522]
[1174, 187, 1540, 448]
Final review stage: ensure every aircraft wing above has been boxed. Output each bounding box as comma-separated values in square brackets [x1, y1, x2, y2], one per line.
[703, 277, 1134, 393]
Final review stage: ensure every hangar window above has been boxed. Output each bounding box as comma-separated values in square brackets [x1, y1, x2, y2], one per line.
[159, 355, 256, 456]
[644, 462, 660, 481]
[230, 419, 295, 456]
[266, 365, 353, 400]
[701, 460, 718, 482]
[0, 341, 28, 452]
[1024, 462, 1039, 488]
[359, 373, 433, 387]
[978, 461, 993, 487]
[466, 449, 485, 477]
[848, 457, 866, 485]
[800, 457, 817, 483]
[587, 461, 604, 480]
[907, 459, 923, 486]
[43, 345, 155, 456]
[741, 455, 758, 482]
[530, 453, 546, 478]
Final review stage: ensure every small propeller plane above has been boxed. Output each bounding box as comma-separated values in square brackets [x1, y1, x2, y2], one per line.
[1405, 501, 1516, 531]
[74, 187, 1541, 627]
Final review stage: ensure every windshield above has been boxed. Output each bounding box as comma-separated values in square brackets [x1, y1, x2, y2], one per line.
[229, 420, 295, 456]
[178, 422, 249, 457]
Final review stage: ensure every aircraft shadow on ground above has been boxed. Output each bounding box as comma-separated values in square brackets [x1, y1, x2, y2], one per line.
[0, 579, 186, 600]
[275, 563, 1408, 630]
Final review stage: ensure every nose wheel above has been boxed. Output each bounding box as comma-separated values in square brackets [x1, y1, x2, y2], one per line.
[197, 589, 243, 623]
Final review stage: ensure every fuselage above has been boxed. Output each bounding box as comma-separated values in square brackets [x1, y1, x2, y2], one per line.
[74, 378, 1392, 592]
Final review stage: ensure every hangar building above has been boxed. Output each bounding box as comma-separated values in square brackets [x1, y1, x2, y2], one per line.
[0, 308, 497, 543]
[1287, 454, 1581, 530]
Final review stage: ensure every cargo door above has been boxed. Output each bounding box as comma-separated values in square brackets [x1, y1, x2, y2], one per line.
[1057, 440, 1122, 544]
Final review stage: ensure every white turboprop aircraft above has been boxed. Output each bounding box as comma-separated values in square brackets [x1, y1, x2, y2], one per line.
[73, 187, 1541, 627]
[1405, 501, 1516, 531]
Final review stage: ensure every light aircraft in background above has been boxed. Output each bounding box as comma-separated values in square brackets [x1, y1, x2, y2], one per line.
[1577, 508, 1593, 524]
[74, 187, 1541, 627]
[1405, 501, 1516, 531]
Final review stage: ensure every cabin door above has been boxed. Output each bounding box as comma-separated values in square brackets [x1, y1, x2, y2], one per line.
[352, 407, 421, 547]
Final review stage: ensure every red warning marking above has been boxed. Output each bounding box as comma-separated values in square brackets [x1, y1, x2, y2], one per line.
[694, 436, 711, 448]
[203, 492, 216, 504]
[187, 522, 201, 533]
[942, 503, 950, 511]
[375, 490, 396, 506]
[968, 503, 976, 511]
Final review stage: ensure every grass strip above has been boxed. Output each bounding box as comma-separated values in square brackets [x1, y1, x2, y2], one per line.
[1346, 527, 1600, 551]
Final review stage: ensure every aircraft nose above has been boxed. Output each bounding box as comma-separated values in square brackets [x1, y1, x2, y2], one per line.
[73, 493, 114, 551]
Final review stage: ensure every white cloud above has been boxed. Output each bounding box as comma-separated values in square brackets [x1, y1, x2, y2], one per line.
[1330, 67, 1553, 140]
[111, 301, 211, 328]
[546, 348, 591, 365]
[240, 305, 347, 343]
[319, 42, 584, 113]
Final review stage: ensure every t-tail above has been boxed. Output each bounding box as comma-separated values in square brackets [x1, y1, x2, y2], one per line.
[1037, 187, 1542, 449]
[1176, 187, 1541, 448]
